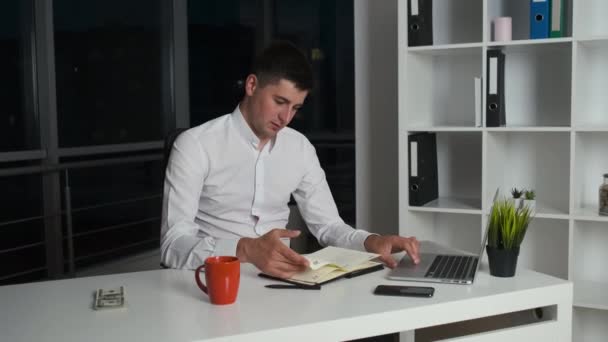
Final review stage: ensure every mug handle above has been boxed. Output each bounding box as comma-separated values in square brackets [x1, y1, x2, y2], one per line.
[195, 265, 208, 294]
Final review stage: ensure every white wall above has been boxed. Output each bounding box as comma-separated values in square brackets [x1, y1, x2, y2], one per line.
[355, 0, 399, 235]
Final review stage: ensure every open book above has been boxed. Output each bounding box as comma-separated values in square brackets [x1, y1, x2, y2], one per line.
[264, 246, 383, 286]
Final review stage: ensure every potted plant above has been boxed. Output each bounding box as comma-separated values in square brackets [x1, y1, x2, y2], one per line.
[510, 187, 524, 209]
[523, 189, 536, 212]
[486, 197, 534, 277]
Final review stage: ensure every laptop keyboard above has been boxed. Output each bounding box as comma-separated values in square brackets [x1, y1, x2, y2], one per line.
[424, 255, 477, 281]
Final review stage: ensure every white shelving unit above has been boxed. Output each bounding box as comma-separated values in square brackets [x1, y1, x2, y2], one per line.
[398, 1, 607, 340]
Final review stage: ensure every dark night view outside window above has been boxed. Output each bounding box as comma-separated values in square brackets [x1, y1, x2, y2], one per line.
[53, 0, 164, 147]
[0, 0, 38, 152]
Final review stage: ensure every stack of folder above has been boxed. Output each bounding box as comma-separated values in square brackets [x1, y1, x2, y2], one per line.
[530, 0, 565, 39]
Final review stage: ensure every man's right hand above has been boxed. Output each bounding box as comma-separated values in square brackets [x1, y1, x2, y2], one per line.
[236, 228, 310, 279]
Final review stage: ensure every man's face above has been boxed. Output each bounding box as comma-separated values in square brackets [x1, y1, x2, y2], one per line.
[243, 75, 308, 141]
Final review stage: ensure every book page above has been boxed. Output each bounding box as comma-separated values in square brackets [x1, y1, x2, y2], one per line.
[348, 260, 382, 272]
[288, 247, 380, 284]
[310, 261, 382, 284]
[303, 246, 378, 272]
[310, 268, 347, 284]
[289, 264, 342, 284]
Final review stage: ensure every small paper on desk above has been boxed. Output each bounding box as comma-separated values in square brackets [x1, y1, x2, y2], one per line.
[94, 286, 126, 310]
[289, 247, 380, 285]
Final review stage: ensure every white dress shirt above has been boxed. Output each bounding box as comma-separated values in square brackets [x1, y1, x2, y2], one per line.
[160, 105, 372, 269]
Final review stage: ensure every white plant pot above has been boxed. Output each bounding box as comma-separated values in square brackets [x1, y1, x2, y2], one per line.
[522, 199, 536, 212]
[510, 198, 523, 209]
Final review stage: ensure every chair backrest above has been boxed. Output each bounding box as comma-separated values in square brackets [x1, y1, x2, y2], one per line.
[163, 128, 188, 177]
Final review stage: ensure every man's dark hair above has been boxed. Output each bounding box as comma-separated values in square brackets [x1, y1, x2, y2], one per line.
[251, 41, 313, 91]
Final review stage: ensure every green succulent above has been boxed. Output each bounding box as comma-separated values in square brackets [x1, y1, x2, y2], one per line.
[511, 187, 523, 199]
[524, 190, 536, 200]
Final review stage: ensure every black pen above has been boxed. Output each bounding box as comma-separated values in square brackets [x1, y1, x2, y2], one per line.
[265, 284, 321, 290]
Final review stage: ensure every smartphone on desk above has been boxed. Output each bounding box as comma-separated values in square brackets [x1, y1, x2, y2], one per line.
[373, 285, 434, 298]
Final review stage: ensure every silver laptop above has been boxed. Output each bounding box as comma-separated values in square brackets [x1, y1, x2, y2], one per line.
[387, 189, 499, 285]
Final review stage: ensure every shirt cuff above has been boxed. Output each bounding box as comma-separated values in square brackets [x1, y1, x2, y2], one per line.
[351, 230, 376, 252]
[213, 238, 240, 257]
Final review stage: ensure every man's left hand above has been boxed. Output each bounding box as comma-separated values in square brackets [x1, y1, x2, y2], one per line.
[364, 235, 420, 268]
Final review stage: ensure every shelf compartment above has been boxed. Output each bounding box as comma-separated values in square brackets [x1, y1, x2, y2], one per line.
[516, 218, 569, 280]
[406, 0, 482, 46]
[573, 132, 608, 214]
[487, 0, 573, 41]
[573, 220, 608, 309]
[407, 132, 482, 210]
[405, 49, 482, 127]
[481, 201, 569, 219]
[574, 280, 608, 310]
[573, 126, 608, 133]
[487, 37, 572, 48]
[496, 43, 572, 127]
[402, 211, 483, 255]
[572, 207, 608, 223]
[532, 202, 570, 219]
[407, 126, 483, 132]
[407, 43, 483, 55]
[577, 37, 608, 49]
[486, 132, 570, 216]
[574, 308, 608, 339]
[486, 126, 571, 132]
[408, 197, 482, 214]
[573, 41, 608, 127]
[575, 0, 608, 39]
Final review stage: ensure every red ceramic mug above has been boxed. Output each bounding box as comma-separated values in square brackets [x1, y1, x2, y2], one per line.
[195, 256, 240, 305]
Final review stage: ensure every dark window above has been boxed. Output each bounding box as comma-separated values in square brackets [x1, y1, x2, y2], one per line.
[274, 0, 355, 223]
[0, 0, 43, 286]
[187, 0, 356, 224]
[273, 0, 355, 136]
[60, 159, 163, 270]
[0, 173, 45, 285]
[0, 0, 38, 152]
[53, 0, 164, 147]
[187, 0, 257, 126]
[2, 0, 357, 285]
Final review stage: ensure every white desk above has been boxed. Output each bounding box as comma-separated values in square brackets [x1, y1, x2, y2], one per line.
[0, 263, 572, 342]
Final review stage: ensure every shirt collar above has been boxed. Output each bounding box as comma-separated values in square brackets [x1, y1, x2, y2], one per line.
[232, 104, 278, 152]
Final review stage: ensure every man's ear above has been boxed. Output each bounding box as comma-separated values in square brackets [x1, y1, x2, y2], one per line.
[244, 74, 258, 96]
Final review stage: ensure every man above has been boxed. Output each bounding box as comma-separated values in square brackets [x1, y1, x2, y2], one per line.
[161, 41, 419, 278]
